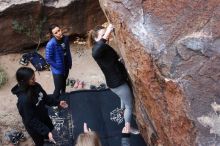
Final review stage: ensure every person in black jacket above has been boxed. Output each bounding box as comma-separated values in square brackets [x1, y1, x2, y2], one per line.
[11, 67, 68, 146]
[87, 24, 139, 134]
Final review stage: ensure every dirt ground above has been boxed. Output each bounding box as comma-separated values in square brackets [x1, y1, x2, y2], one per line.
[0, 43, 105, 146]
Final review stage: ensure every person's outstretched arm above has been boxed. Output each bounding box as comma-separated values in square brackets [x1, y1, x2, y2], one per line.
[38, 83, 68, 108]
[44, 94, 68, 108]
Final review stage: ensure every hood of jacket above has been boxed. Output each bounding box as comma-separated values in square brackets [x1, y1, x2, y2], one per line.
[11, 84, 27, 97]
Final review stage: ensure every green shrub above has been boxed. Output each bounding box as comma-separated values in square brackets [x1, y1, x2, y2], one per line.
[12, 15, 47, 50]
[0, 67, 7, 88]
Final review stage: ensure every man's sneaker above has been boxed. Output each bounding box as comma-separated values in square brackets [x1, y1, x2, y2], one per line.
[130, 127, 140, 135]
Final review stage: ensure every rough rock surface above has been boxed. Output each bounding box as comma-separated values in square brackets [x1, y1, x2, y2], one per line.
[99, 0, 220, 145]
[0, 0, 106, 53]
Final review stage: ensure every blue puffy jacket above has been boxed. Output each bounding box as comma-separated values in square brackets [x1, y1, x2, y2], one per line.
[45, 36, 72, 75]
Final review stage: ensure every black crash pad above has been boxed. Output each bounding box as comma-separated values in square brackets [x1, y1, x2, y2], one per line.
[45, 89, 148, 146]
[69, 89, 147, 146]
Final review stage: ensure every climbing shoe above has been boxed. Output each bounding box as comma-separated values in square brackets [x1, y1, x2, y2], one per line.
[15, 131, 25, 141]
[4, 130, 19, 145]
[96, 83, 106, 90]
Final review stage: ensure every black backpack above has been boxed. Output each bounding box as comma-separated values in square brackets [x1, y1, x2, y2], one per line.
[20, 52, 50, 71]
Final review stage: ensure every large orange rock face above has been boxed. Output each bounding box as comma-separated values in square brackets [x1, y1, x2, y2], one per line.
[0, 0, 106, 53]
[99, 0, 220, 145]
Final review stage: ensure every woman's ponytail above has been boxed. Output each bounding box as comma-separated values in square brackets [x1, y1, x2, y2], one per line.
[87, 29, 96, 48]
[87, 25, 105, 48]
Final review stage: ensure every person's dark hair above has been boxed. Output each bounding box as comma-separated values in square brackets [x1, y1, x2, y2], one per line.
[16, 67, 35, 103]
[16, 67, 34, 86]
[87, 25, 105, 48]
[49, 24, 60, 38]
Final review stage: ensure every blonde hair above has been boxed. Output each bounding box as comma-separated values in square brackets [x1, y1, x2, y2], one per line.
[75, 131, 102, 146]
[87, 25, 105, 48]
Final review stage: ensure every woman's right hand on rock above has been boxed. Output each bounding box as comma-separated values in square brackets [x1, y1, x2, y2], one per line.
[103, 23, 115, 40]
[106, 24, 114, 33]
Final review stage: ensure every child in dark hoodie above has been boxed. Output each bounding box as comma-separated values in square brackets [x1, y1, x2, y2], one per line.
[11, 67, 68, 146]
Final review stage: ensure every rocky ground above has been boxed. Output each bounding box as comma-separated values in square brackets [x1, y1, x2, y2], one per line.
[0, 43, 105, 146]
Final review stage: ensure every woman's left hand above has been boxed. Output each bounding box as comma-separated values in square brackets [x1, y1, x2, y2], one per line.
[59, 101, 68, 108]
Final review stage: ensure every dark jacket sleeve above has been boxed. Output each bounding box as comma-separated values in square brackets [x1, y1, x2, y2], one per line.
[121, 133, 131, 146]
[65, 36, 72, 69]
[45, 41, 60, 70]
[38, 84, 60, 106]
[44, 94, 60, 106]
[21, 101, 50, 136]
[92, 39, 108, 58]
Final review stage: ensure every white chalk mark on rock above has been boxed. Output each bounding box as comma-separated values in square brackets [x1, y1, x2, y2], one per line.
[197, 102, 220, 136]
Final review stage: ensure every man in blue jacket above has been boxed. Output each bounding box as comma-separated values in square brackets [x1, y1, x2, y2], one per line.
[46, 24, 72, 99]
